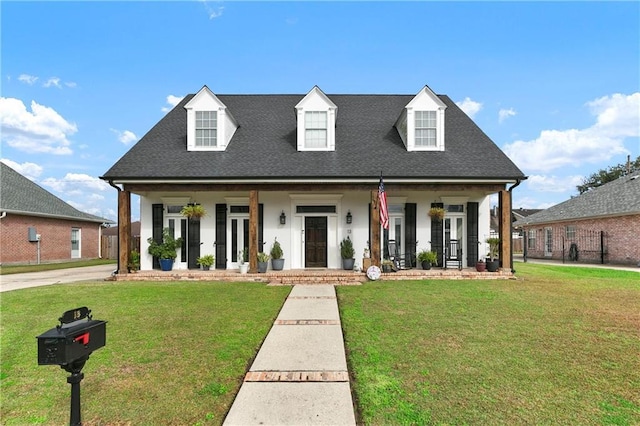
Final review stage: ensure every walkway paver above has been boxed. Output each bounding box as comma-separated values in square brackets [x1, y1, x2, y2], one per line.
[223, 284, 356, 425]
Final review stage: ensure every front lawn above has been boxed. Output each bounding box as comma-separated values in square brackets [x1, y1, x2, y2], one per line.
[1, 281, 290, 425]
[338, 263, 640, 425]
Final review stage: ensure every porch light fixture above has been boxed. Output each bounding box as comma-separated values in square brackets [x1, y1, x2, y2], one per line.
[280, 211, 286, 225]
[346, 210, 353, 224]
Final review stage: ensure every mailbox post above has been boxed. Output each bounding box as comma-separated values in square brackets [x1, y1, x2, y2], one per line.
[37, 307, 107, 426]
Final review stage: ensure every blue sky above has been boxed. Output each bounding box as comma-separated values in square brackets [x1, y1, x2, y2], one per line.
[2, 1, 639, 221]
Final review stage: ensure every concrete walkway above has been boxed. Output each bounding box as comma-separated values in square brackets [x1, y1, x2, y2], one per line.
[224, 285, 356, 425]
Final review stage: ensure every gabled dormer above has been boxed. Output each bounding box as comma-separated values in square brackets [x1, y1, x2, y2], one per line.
[295, 86, 337, 151]
[184, 86, 238, 151]
[395, 85, 446, 151]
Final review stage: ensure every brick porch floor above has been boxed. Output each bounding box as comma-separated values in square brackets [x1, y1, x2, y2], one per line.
[110, 267, 515, 284]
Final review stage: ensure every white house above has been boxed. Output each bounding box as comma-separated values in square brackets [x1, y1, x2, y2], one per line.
[102, 85, 525, 273]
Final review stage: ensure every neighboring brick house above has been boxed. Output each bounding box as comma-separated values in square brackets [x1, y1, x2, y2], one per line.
[102, 85, 526, 273]
[514, 174, 640, 266]
[0, 163, 113, 265]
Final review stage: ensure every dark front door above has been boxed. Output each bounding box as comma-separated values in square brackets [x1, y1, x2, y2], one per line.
[305, 216, 327, 267]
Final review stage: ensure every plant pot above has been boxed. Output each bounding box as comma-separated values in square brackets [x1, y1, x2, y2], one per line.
[239, 264, 248, 274]
[159, 258, 174, 271]
[475, 261, 486, 272]
[342, 258, 355, 271]
[382, 264, 392, 273]
[271, 258, 284, 271]
[486, 260, 500, 272]
[258, 261, 268, 273]
[421, 261, 432, 270]
[202, 265, 210, 271]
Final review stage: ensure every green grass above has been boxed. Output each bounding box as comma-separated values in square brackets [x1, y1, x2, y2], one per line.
[338, 262, 640, 425]
[1, 281, 290, 425]
[0, 259, 116, 275]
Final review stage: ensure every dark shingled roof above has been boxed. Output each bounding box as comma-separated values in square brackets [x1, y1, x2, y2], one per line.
[514, 174, 640, 226]
[102, 93, 525, 182]
[1, 162, 112, 223]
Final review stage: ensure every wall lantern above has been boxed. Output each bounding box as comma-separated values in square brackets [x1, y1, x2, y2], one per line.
[280, 211, 286, 225]
[346, 210, 353, 224]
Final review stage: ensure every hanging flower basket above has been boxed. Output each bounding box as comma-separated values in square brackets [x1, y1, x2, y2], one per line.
[180, 204, 207, 219]
[428, 207, 445, 221]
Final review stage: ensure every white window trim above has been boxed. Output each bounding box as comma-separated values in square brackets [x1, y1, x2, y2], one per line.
[407, 107, 446, 152]
[295, 86, 337, 152]
[184, 86, 237, 152]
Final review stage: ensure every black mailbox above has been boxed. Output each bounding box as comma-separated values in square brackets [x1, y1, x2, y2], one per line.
[37, 307, 107, 426]
[37, 317, 107, 366]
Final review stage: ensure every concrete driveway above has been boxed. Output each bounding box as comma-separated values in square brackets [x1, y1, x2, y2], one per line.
[0, 264, 116, 293]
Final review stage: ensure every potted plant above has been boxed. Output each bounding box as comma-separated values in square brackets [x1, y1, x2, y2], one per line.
[197, 254, 215, 270]
[128, 249, 140, 272]
[428, 206, 445, 221]
[381, 258, 393, 273]
[417, 249, 438, 270]
[270, 238, 284, 271]
[180, 204, 207, 219]
[257, 252, 270, 273]
[147, 228, 183, 271]
[475, 258, 487, 272]
[340, 237, 355, 270]
[486, 237, 500, 272]
[238, 248, 249, 274]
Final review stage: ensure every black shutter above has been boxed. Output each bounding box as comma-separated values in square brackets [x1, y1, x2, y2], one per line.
[405, 203, 417, 267]
[430, 202, 444, 267]
[467, 202, 479, 266]
[215, 204, 227, 269]
[188, 218, 200, 268]
[152, 204, 164, 270]
[181, 219, 187, 263]
[258, 203, 264, 251]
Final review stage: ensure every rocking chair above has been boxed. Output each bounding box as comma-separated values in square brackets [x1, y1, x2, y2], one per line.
[444, 239, 463, 270]
[388, 240, 409, 270]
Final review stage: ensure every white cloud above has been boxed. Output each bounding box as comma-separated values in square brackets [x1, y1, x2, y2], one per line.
[455, 97, 482, 119]
[498, 108, 517, 123]
[111, 128, 138, 144]
[201, 0, 224, 19]
[161, 95, 184, 112]
[526, 174, 584, 193]
[64, 81, 78, 88]
[18, 74, 38, 85]
[0, 97, 76, 155]
[43, 77, 62, 88]
[0, 159, 44, 180]
[41, 173, 111, 193]
[503, 92, 638, 172]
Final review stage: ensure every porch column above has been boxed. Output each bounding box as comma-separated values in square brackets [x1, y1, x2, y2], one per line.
[249, 190, 258, 273]
[371, 189, 381, 267]
[498, 189, 512, 270]
[118, 189, 131, 275]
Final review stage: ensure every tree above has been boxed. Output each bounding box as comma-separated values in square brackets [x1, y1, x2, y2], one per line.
[577, 155, 640, 194]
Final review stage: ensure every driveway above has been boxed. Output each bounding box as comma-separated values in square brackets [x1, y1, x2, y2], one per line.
[0, 264, 116, 293]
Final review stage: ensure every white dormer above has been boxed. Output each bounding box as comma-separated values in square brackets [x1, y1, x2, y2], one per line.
[395, 85, 446, 151]
[295, 86, 337, 151]
[184, 86, 238, 151]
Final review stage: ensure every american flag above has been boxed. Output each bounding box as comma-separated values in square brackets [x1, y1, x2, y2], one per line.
[378, 175, 389, 229]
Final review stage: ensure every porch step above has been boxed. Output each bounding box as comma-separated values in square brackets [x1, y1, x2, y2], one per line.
[269, 274, 364, 286]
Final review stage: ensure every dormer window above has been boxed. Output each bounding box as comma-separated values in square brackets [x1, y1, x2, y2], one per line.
[415, 111, 436, 147]
[185, 86, 237, 151]
[195, 111, 217, 147]
[295, 86, 337, 152]
[395, 86, 446, 152]
[305, 111, 327, 148]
